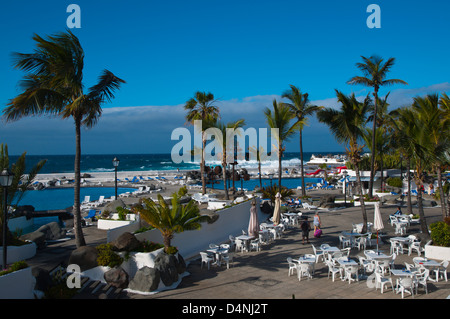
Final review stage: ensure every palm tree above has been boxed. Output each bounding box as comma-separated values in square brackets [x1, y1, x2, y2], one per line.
[263, 100, 297, 192]
[439, 93, 450, 217]
[389, 107, 419, 216]
[0, 144, 46, 245]
[317, 90, 371, 233]
[390, 106, 430, 233]
[3, 30, 125, 247]
[214, 119, 246, 200]
[184, 91, 220, 195]
[282, 85, 323, 197]
[132, 193, 210, 252]
[412, 94, 450, 219]
[347, 56, 408, 197]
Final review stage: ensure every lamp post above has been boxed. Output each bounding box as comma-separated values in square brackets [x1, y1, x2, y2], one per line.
[112, 157, 120, 200]
[268, 173, 274, 188]
[1, 168, 14, 268]
[343, 170, 348, 206]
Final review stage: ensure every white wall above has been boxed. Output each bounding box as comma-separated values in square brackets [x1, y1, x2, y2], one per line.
[8, 216, 34, 233]
[108, 197, 266, 260]
[0, 267, 36, 299]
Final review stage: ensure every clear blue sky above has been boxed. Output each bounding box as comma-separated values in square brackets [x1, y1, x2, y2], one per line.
[1, 0, 449, 155]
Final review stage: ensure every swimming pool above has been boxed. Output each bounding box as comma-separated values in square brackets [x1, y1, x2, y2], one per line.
[19, 187, 136, 211]
[206, 177, 322, 191]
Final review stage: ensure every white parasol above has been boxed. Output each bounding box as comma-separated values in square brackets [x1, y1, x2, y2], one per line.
[248, 201, 259, 237]
[373, 202, 384, 253]
[272, 192, 281, 225]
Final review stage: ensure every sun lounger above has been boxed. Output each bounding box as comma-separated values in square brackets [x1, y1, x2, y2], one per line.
[302, 202, 318, 210]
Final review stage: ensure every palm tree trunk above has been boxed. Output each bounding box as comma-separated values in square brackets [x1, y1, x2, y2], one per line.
[73, 117, 86, 247]
[258, 160, 262, 189]
[415, 178, 429, 234]
[369, 89, 378, 198]
[201, 135, 206, 195]
[436, 165, 447, 219]
[278, 148, 282, 193]
[163, 234, 172, 252]
[299, 129, 306, 197]
[222, 154, 229, 200]
[406, 158, 413, 215]
[355, 164, 368, 234]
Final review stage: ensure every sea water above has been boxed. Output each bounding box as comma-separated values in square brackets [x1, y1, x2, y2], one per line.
[9, 152, 344, 174]
[19, 187, 136, 211]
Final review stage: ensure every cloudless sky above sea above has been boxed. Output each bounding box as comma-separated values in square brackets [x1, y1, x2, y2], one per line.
[1, 0, 449, 155]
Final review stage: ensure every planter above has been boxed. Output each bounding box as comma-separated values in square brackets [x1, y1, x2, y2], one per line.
[425, 244, 450, 261]
[0, 267, 36, 299]
[98, 214, 139, 230]
[0, 242, 37, 266]
[354, 201, 379, 206]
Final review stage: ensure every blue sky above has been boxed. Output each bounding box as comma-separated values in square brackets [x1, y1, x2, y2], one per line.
[1, 0, 449, 155]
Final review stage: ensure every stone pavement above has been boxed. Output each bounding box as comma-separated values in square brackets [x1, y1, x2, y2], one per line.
[125, 204, 450, 300]
[26, 194, 450, 300]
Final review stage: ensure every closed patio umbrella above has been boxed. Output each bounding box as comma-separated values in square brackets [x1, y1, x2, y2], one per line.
[273, 192, 281, 225]
[248, 200, 259, 237]
[373, 202, 384, 253]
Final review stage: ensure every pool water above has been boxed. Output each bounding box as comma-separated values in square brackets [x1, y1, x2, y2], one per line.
[206, 177, 322, 191]
[19, 187, 136, 211]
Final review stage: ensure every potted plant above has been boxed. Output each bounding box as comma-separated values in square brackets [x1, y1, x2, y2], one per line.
[0, 261, 35, 299]
[425, 219, 450, 260]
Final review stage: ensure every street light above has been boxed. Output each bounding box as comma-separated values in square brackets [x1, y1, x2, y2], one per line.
[1, 168, 14, 268]
[268, 173, 274, 188]
[112, 157, 120, 200]
[343, 170, 348, 206]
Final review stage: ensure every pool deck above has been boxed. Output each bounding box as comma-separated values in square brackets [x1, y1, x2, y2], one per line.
[25, 189, 450, 303]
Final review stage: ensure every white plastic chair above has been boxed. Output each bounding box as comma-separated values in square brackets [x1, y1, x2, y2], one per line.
[200, 252, 213, 270]
[397, 277, 415, 298]
[408, 241, 423, 256]
[394, 222, 406, 235]
[343, 265, 359, 284]
[389, 215, 398, 226]
[222, 252, 234, 269]
[311, 244, 324, 263]
[355, 236, 367, 250]
[250, 239, 261, 252]
[234, 239, 247, 253]
[375, 259, 391, 276]
[259, 232, 270, 245]
[287, 257, 298, 277]
[325, 260, 340, 282]
[341, 247, 351, 257]
[434, 260, 449, 282]
[339, 235, 351, 249]
[358, 256, 375, 274]
[298, 263, 313, 281]
[414, 268, 429, 294]
[374, 271, 394, 294]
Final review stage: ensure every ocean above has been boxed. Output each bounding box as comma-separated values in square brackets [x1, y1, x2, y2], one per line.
[11, 151, 345, 175]
[10, 151, 344, 232]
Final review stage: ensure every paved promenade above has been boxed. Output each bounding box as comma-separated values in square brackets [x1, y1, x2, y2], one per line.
[126, 203, 450, 300]
[26, 190, 450, 300]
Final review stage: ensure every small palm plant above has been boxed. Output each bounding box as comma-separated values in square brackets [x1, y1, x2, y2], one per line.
[132, 193, 210, 253]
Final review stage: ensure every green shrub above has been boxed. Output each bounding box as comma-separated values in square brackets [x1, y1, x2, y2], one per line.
[116, 207, 128, 221]
[165, 246, 178, 255]
[0, 260, 28, 277]
[96, 244, 124, 267]
[135, 240, 164, 253]
[178, 185, 188, 197]
[386, 177, 403, 188]
[430, 221, 450, 247]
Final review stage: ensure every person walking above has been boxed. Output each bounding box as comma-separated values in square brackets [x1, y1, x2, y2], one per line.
[300, 218, 311, 245]
[313, 211, 321, 232]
